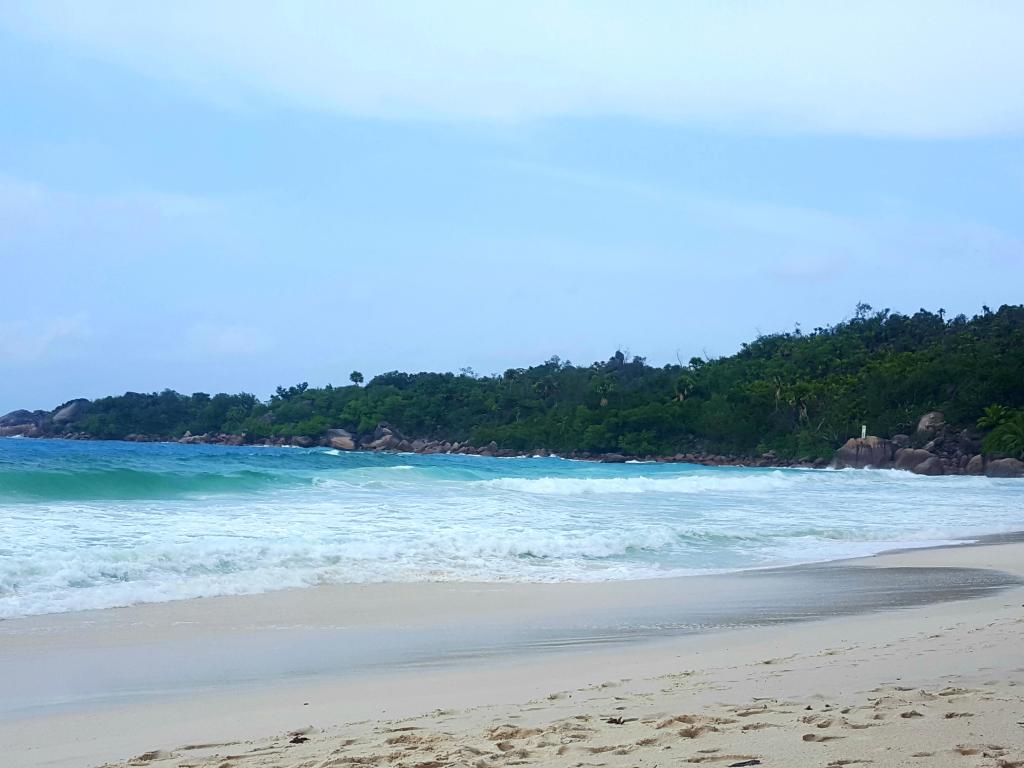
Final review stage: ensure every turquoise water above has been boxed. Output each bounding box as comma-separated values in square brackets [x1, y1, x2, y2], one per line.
[1, 437, 1022, 618]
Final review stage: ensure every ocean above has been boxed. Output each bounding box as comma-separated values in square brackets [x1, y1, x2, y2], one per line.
[1, 437, 1021, 619]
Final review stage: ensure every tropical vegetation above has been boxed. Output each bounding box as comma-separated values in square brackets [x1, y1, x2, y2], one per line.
[53, 304, 1024, 460]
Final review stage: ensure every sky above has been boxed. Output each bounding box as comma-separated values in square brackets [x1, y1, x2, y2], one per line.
[1, 1, 1023, 411]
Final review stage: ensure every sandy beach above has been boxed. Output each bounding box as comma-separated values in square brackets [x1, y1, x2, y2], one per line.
[0, 538, 1020, 767]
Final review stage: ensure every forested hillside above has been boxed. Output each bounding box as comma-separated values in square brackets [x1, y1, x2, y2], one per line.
[5, 305, 1023, 460]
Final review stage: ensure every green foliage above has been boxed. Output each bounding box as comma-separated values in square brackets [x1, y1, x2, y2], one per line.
[978, 404, 1012, 430]
[982, 410, 1024, 458]
[48, 305, 1024, 457]
[349, 371, 364, 386]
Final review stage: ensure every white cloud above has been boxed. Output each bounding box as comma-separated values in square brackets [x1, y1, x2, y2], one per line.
[3, 1, 1023, 137]
[184, 324, 273, 359]
[0, 314, 92, 362]
[0, 175, 220, 247]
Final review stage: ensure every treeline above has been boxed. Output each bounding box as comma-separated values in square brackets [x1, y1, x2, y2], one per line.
[61, 304, 1024, 459]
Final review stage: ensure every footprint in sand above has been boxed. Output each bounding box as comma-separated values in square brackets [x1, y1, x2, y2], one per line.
[678, 725, 718, 738]
[954, 744, 1009, 757]
[741, 722, 781, 732]
[692, 754, 762, 765]
[128, 750, 172, 763]
[843, 720, 878, 730]
[487, 725, 541, 741]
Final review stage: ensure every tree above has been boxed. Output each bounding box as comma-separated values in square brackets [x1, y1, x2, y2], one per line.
[592, 376, 615, 407]
[674, 374, 695, 402]
[25, 304, 1024, 459]
[978, 404, 1011, 430]
[982, 409, 1024, 458]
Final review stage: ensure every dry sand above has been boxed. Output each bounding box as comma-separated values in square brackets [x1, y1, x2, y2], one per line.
[3, 541, 1023, 768]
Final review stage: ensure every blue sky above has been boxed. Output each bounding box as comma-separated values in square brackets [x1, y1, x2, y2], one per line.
[1, 2, 1023, 411]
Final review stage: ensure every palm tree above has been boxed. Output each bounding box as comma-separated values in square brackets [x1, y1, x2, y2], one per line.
[593, 376, 615, 407]
[674, 374, 695, 403]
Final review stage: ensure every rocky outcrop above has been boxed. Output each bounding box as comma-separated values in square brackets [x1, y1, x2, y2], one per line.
[0, 409, 49, 436]
[956, 428, 983, 457]
[911, 456, 944, 476]
[830, 436, 896, 469]
[175, 432, 244, 445]
[850, 410, 1023, 478]
[326, 428, 356, 451]
[965, 454, 985, 475]
[0, 409, 43, 428]
[5, 403, 1022, 478]
[985, 458, 1024, 478]
[366, 434, 400, 451]
[893, 448, 934, 472]
[914, 411, 946, 444]
[51, 399, 89, 425]
[329, 436, 356, 450]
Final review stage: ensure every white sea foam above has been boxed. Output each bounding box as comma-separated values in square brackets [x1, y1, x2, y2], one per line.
[477, 471, 803, 495]
[1, 440, 1022, 618]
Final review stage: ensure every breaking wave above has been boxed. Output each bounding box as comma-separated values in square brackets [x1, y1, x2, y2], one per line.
[1, 438, 1021, 618]
[477, 471, 804, 495]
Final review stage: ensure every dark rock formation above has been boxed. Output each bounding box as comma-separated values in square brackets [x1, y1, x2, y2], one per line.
[51, 399, 89, 425]
[956, 428, 983, 457]
[893, 448, 934, 472]
[985, 458, 1024, 478]
[329, 435, 356, 450]
[0, 409, 50, 436]
[367, 433, 400, 451]
[830, 436, 896, 469]
[0, 409, 42, 427]
[891, 434, 911, 449]
[326, 428, 356, 451]
[913, 411, 946, 446]
[911, 456, 944, 476]
[916, 411, 946, 435]
[965, 454, 985, 475]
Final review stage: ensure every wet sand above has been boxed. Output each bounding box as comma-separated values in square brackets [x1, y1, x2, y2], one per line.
[1, 539, 1022, 767]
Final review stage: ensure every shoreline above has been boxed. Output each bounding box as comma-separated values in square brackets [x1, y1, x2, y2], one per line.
[2, 537, 1023, 767]
[3, 519, 1019, 624]
[1, 522, 1019, 624]
[8, 431, 1022, 479]
[3, 432, 828, 469]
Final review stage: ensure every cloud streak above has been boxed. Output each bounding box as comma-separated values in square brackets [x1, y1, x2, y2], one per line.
[183, 323, 274, 360]
[3, 1, 1024, 137]
[0, 314, 91, 363]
